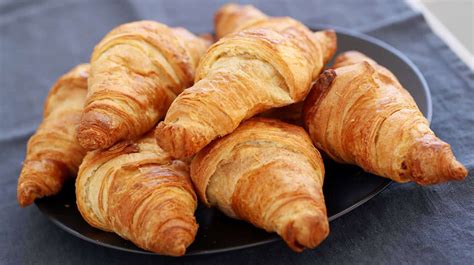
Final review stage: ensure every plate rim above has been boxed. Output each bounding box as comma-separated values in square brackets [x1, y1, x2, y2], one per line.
[35, 25, 432, 256]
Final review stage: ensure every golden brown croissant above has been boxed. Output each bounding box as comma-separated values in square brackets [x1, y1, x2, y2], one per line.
[214, 3, 268, 39]
[155, 5, 337, 159]
[75, 133, 198, 256]
[191, 118, 329, 252]
[303, 51, 467, 185]
[214, 3, 336, 63]
[77, 21, 211, 150]
[17, 64, 89, 207]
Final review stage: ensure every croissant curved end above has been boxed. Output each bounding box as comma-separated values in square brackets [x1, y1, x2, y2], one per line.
[77, 111, 119, 150]
[445, 158, 468, 181]
[407, 134, 468, 185]
[17, 182, 42, 207]
[150, 220, 198, 256]
[414, 159, 467, 185]
[214, 3, 268, 39]
[17, 159, 68, 207]
[155, 121, 208, 159]
[415, 150, 467, 185]
[435, 149, 467, 183]
[283, 212, 330, 252]
[303, 69, 337, 127]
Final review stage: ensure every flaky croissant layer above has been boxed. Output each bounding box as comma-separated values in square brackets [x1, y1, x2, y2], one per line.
[303, 51, 467, 185]
[191, 118, 329, 252]
[214, 3, 268, 39]
[77, 21, 210, 151]
[156, 4, 337, 159]
[76, 134, 198, 256]
[17, 64, 89, 207]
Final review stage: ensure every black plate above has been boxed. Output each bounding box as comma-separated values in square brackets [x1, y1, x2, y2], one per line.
[35, 26, 432, 255]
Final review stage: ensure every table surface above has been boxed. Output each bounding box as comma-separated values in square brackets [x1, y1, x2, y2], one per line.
[1, 0, 473, 264]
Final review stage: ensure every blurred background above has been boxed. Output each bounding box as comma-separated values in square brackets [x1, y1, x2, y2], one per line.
[408, 0, 473, 68]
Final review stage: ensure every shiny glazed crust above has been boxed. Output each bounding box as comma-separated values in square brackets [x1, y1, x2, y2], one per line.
[155, 5, 337, 159]
[17, 64, 89, 207]
[75, 133, 198, 256]
[191, 118, 329, 252]
[214, 3, 268, 39]
[77, 21, 211, 150]
[303, 51, 467, 184]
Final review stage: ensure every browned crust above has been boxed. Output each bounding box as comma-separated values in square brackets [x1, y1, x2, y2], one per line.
[76, 134, 198, 256]
[190, 117, 329, 251]
[303, 69, 337, 129]
[17, 64, 89, 207]
[77, 21, 210, 151]
[214, 3, 268, 39]
[156, 9, 337, 159]
[303, 51, 467, 184]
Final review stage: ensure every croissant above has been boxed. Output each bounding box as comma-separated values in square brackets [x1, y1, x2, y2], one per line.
[191, 118, 329, 252]
[75, 133, 198, 256]
[214, 3, 268, 39]
[155, 4, 337, 158]
[17, 64, 89, 207]
[303, 51, 467, 185]
[77, 21, 211, 150]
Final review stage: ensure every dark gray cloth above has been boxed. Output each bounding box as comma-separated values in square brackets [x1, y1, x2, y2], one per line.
[1, 0, 473, 264]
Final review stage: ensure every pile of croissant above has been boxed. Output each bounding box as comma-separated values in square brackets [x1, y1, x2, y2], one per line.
[17, 4, 467, 256]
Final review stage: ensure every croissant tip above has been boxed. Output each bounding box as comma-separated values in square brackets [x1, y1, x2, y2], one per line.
[151, 223, 197, 256]
[448, 159, 468, 181]
[155, 122, 203, 159]
[155, 122, 177, 156]
[168, 244, 187, 257]
[77, 115, 117, 150]
[17, 195, 33, 207]
[408, 136, 468, 185]
[17, 183, 42, 207]
[283, 212, 330, 252]
[17, 159, 68, 206]
[77, 128, 109, 150]
[415, 161, 468, 185]
[413, 159, 468, 185]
